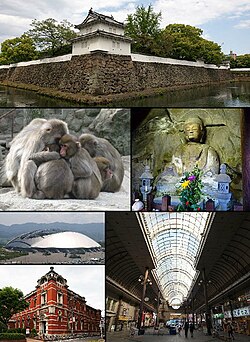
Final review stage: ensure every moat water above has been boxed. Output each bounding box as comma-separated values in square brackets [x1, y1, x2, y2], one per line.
[116, 81, 250, 107]
[0, 81, 249, 107]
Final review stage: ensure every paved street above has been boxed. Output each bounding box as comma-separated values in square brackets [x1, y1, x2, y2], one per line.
[107, 328, 249, 342]
[27, 338, 104, 342]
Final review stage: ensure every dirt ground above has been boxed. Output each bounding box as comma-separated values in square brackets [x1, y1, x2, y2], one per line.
[0, 157, 130, 211]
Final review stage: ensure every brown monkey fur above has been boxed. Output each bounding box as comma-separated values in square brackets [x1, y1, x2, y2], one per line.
[59, 134, 102, 199]
[94, 156, 113, 183]
[79, 133, 124, 192]
[28, 143, 74, 199]
[4, 118, 69, 198]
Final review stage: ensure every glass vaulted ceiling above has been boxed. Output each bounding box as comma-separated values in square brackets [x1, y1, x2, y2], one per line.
[140, 213, 211, 309]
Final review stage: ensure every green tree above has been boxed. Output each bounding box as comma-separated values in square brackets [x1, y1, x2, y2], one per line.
[162, 24, 224, 65]
[0, 287, 29, 326]
[0, 34, 37, 65]
[125, 5, 170, 56]
[26, 18, 77, 57]
[230, 54, 250, 68]
[198, 38, 224, 65]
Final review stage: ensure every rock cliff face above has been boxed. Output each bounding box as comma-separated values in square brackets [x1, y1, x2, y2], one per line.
[132, 108, 242, 202]
[0, 107, 130, 154]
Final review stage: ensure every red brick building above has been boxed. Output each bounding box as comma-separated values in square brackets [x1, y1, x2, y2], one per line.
[9, 267, 101, 337]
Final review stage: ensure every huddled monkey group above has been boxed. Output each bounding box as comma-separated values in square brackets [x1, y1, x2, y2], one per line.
[4, 118, 124, 200]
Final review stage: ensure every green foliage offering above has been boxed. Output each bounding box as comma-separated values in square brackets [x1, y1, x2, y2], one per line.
[230, 54, 250, 68]
[177, 166, 203, 211]
[0, 35, 37, 65]
[25, 18, 77, 57]
[0, 333, 25, 340]
[0, 287, 29, 325]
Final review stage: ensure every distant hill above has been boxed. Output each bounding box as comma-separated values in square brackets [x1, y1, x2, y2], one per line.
[0, 222, 105, 243]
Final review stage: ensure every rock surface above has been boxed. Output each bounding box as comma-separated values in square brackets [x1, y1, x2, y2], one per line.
[132, 108, 242, 202]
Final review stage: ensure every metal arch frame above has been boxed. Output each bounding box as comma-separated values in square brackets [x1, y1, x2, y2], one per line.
[139, 212, 210, 305]
[221, 252, 248, 274]
[208, 263, 237, 288]
[149, 223, 206, 240]
[162, 280, 190, 297]
[155, 242, 199, 264]
[142, 213, 208, 235]
[224, 244, 250, 269]
[158, 267, 194, 284]
[109, 259, 141, 283]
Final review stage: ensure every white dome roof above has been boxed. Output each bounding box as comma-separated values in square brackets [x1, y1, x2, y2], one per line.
[32, 231, 100, 248]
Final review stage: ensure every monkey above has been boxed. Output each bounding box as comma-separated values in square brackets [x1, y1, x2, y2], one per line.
[79, 133, 124, 192]
[4, 118, 47, 191]
[4, 118, 69, 198]
[94, 156, 114, 184]
[59, 134, 103, 199]
[28, 143, 74, 199]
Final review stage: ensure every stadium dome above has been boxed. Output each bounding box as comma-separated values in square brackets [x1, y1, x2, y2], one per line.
[6, 229, 101, 250]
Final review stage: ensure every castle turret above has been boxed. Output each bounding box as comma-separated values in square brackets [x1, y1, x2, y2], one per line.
[72, 9, 132, 55]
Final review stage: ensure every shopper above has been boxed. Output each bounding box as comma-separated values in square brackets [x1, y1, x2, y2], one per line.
[189, 322, 194, 338]
[184, 321, 189, 338]
[227, 323, 235, 340]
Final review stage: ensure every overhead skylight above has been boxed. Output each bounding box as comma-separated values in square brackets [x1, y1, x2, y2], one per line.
[139, 213, 211, 308]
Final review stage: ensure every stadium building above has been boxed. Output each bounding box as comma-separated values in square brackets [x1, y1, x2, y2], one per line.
[5, 229, 101, 252]
[9, 267, 101, 337]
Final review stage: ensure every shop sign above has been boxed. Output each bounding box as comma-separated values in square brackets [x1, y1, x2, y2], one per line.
[233, 306, 250, 317]
[224, 311, 231, 319]
[214, 313, 224, 319]
[118, 315, 132, 321]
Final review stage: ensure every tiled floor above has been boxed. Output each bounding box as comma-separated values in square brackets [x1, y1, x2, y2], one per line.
[107, 328, 249, 342]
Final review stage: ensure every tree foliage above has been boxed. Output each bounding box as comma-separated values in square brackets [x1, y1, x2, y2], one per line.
[125, 6, 225, 65]
[163, 24, 224, 65]
[25, 18, 77, 57]
[230, 54, 250, 68]
[125, 5, 171, 56]
[0, 35, 37, 65]
[0, 287, 29, 326]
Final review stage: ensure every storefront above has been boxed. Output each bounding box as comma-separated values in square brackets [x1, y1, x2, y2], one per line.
[224, 306, 250, 336]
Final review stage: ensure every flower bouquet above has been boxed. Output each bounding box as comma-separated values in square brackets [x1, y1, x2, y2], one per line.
[177, 166, 203, 211]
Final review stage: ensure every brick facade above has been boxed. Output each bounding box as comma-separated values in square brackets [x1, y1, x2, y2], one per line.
[8, 267, 101, 337]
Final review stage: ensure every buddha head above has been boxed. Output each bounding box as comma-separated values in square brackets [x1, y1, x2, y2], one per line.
[184, 116, 205, 143]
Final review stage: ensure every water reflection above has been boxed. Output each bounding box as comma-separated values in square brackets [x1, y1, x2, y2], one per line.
[0, 81, 249, 107]
[116, 81, 250, 107]
[0, 86, 81, 107]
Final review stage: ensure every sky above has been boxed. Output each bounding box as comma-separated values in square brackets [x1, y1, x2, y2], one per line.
[0, 265, 105, 315]
[0, 0, 249, 55]
[0, 212, 104, 225]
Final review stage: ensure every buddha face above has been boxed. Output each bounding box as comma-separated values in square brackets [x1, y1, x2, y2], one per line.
[184, 123, 202, 142]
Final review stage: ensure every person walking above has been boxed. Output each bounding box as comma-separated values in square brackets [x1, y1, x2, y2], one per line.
[189, 322, 194, 338]
[178, 324, 182, 335]
[227, 323, 235, 340]
[184, 321, 189, 338]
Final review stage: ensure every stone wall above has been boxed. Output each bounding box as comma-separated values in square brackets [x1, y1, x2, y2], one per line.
[0, 53, 232, 97]
[132, 108, 242, 202]
[231, 69, 250, 81]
